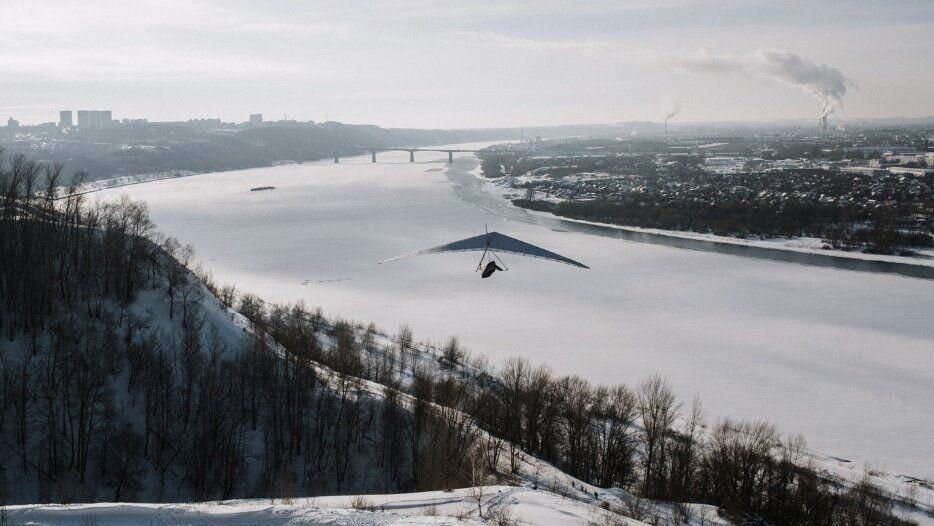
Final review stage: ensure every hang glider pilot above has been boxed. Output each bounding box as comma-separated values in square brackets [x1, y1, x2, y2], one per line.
[481, 260, 505, 278]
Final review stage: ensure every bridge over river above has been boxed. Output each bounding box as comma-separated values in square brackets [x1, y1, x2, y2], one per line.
[334, 147, 481, 164]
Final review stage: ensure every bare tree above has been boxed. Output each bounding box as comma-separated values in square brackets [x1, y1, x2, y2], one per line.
[396, 324, 413, 376]
[637, 374, 679, 498]
[441, 335, 463, 370]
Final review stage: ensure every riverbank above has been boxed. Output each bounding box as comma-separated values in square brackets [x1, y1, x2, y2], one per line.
[480, 171, 934, 270]
[67, 169, 200, 197]
[538, 213, 934, 269]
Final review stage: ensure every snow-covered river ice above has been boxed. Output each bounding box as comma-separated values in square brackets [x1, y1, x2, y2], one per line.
[97, 146, 934, 479]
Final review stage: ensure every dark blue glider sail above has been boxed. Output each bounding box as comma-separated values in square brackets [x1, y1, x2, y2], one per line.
[381, 231, 589, 269]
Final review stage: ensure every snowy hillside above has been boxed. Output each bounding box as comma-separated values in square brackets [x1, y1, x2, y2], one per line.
[0, 276, 732, 524]
[6, 274, 930, 524]
[3, 486, 730, 526]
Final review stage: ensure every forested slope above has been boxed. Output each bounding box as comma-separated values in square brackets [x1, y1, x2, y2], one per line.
[0, 152, 439, 503]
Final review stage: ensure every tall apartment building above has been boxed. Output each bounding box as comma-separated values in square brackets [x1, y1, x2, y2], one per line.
[76, 110, 114, 129]
[59, 110, 73, 128]
[77, 110, 91, 128]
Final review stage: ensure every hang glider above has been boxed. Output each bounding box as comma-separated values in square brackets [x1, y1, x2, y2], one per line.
[380, 230, 589, 277]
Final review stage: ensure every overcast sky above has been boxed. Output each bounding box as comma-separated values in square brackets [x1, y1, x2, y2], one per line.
[2, 0, 933, 128]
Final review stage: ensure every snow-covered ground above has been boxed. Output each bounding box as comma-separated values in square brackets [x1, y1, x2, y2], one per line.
[92, 146, 934, 482]
[1, 486, 727, 526]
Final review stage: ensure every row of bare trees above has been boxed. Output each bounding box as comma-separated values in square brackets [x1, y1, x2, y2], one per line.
[238, 293, 915, 525]
[465, 357, 912, 525]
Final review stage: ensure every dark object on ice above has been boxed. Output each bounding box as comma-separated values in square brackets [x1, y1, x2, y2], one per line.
[481, 260, 504, 278]
[250, 186, 276, 192]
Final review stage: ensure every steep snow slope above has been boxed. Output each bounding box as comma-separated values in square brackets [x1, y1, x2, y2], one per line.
[195, 284, 934, 526]
[5, 243, 930, 523]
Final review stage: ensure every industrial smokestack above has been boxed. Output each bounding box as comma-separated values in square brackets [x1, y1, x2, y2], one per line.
[662, 98, 680, 144]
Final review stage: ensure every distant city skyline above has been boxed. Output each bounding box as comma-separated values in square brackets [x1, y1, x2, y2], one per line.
[2, 0, 933, 128]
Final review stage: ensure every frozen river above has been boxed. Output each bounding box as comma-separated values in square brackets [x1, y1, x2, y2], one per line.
[97, 147, 934, 479]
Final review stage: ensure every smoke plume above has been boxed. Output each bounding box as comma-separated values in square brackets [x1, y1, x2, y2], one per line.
[672, 49, 853, 116]
[663, 97, 680, 120]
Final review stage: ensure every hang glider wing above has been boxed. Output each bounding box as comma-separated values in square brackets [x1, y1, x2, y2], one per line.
[380, 231, 589, 269]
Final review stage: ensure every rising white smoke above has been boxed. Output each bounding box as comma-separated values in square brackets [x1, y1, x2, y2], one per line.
[672, 49, 853, 117]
